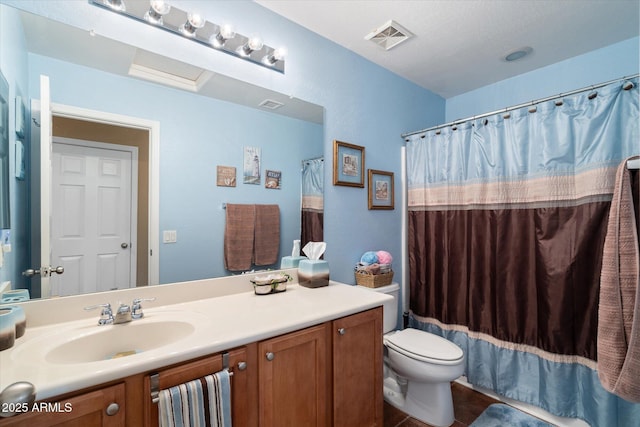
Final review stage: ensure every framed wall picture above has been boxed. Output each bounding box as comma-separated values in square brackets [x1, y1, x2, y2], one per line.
[368, 169, 394, 210]
[333, 140, 364, 187]
[216, 165, 236, 187]
[243, 146, 261, 184]
[265, 170, 281, 189]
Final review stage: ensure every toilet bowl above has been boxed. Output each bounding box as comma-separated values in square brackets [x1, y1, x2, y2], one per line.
[361, 283, 465, 427]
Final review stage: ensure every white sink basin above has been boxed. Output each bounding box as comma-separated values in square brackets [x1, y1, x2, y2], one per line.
[12, 311, 202, 365]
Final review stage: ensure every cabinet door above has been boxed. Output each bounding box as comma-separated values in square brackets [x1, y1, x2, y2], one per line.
[0, 383, 125, 427]
[333, 307, 383, 427]
[144, 345, 257, 427]
[258, 323, 330, 427]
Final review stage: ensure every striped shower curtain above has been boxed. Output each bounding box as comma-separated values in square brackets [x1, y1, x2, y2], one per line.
[301, 157, 324, 248]
[405, 77, 639, 426]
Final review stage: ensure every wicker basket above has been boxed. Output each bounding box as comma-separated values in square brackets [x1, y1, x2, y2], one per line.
[355, 270, 394, 288]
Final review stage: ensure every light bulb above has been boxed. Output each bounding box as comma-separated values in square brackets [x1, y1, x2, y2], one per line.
[273, 47, 287, 61]
[264, 47, 287, 66]
[220, 24, 236, 40]
[144, 0, 171, 25]
[240, 35, 263, 56]
[105, 0, 125, 12]
[211, 24, 235, 47]
[247, 35, 263, 51]
[180, 11, 205, 36]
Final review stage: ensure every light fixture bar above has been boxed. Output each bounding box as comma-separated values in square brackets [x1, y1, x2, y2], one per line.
[89, 0, 285, 73]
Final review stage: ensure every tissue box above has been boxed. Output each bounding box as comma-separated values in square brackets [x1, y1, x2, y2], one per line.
[298, 259, 329, 288]
[280, 256, 307, 269]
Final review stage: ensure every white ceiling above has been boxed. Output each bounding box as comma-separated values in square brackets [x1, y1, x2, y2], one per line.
[256, 0, 640, 99]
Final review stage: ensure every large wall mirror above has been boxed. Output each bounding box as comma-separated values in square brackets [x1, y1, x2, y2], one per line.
[1, 5, 324, 300]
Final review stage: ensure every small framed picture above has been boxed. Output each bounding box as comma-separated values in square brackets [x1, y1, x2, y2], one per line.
[333, 140, 365, 187]
[243, 146, 261, 185]
[265, 170, 281, 189]
[368, 169, 394, 210]
[216, 166, 236, 187]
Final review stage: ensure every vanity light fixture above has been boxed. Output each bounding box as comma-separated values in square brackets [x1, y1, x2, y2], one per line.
[144, 0, 171, 25]
[90, 0, 286, 73]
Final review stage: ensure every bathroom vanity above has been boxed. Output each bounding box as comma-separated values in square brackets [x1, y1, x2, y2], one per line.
[0, 274, 389, 426]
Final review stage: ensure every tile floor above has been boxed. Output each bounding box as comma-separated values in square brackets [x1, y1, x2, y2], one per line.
[384, 382, 501, 427]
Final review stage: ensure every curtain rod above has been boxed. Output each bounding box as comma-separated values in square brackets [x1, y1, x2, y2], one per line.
[401, 73, 640, 139]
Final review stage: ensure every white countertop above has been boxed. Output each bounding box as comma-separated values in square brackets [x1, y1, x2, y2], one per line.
[1, 280, 391, 400]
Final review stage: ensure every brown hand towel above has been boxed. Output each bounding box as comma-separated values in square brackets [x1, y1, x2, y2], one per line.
[224, 204, 255, 271]
[597, 155, 640, 402]
[254, 204, 280, 266]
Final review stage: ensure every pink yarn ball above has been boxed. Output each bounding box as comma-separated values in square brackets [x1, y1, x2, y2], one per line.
[376, 250, 393, 265]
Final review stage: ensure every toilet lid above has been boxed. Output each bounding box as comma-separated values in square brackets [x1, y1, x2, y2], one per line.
[385, 328, 463, 363]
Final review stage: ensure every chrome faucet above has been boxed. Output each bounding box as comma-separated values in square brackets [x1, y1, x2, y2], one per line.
[114, 302, 132, 324]
[84, 297, 156, 325]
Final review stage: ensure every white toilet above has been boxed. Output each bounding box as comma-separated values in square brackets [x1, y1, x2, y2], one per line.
[364, 283, 464, 427]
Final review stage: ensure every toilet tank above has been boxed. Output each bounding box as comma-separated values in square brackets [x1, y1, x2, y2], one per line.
[359, 282, 399, 333]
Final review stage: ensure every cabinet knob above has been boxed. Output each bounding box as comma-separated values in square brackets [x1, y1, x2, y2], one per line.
[265, 352, 275, 361]
[337, 328, 346, 335]
[105, 402, 119, 416]
[237, 361, 247, 371]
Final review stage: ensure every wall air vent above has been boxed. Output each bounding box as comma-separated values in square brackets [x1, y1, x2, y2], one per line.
[365, 20, 414, 51]
[259, 99, 284, 110]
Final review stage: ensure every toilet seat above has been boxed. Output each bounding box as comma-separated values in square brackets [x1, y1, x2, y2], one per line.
[385, 328, 463, 365]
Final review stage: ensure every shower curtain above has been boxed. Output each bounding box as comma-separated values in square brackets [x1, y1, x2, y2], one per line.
[405, 77, 640, 426]
[301, 157, 324, 248]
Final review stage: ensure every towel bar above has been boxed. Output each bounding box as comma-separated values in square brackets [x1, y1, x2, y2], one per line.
[150, 352, 245, 404]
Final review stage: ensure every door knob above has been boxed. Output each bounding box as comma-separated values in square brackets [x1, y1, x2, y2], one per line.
[121, 243, 129, 249]
[22, 266, 64, 277]
[22, 269, 40, 277]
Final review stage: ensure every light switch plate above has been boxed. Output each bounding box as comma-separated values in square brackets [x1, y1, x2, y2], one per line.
[163, 230, 177, 243]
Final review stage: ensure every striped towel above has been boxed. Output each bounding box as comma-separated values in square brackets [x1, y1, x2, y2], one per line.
[597, 155, 640, 402]
[158, 370, 232, 427]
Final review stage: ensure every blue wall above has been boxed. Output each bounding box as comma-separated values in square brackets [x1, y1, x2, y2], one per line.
[446, 37, 640, 121]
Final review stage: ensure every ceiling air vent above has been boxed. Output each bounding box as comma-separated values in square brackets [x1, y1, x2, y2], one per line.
[365, 20, 414, 51]
[259, 99, 284, 110]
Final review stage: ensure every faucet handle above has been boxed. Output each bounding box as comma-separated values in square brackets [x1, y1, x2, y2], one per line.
[131, 297, 156, 320]
[84, 303, 114, 325]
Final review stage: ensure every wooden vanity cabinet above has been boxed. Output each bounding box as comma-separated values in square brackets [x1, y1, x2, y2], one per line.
[258, 323, 331, 427]
[0, 307, 382, 427]
[332, 307, 383, 427]
[0, 383, 126, 427]
[143, 344, 258, 427]
[256, 307, 383, 427]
